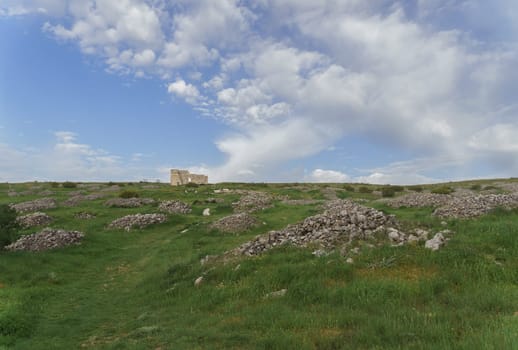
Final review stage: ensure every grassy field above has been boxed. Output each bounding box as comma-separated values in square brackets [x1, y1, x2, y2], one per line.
[1, 181, 517, 349]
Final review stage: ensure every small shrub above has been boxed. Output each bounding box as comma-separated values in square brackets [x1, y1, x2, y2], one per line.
[409, 186, 423, 192]
[381, 187, 396, 197]
[50, 182, 59, 188]
[483, 185, 498, 191]
[431, 186, 454, 195]
[0, 204, 19, 249]
[344, 185, 355, 192]
[62, 181, 77, 188]
[107, 181, 116, 186]
[391, 185, 405, 192]
[119, 190, 139, 198]
[358, 186, 373, 194]
[470, 184, 482, 191]
[185, 182, 199, 188]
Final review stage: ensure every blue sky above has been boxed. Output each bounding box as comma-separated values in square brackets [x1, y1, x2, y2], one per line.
[1, 1, 518, 184]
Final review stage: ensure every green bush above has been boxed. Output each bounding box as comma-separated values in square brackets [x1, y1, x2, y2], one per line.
[483, 185, 498, 191]
[107, 181, 116, 186]
[185, 182, 199, 188]
[381, 187, 396, 197]
[409, 186, 423, 192]
[470, 184, 482, 191]
[62, 181, 77, 188]
[358, 186, 373, 194]
[50, 182, 59, 188]
[431, 186, 454, 195]
[0, 204, 19, 249]
[344, 185, 355, 192]
[119, 190, 139, 198]
[391, 185, 405, 192]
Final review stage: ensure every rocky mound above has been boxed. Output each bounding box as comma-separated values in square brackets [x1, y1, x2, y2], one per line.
[433, 193, 518, 218]
[16, 212, 53, 228]
[228, 200, 441, 257]
[64, 193, 105, 207]
[158, 200, 192, 214]
[383, 193, 452, 208]
[5, 228, 84, 252]
[232, 191, 273, 213]
[108, 213, 167, 231]
[104, 198, 155, 208]
[10, 198, 57, 213]
[210, 213, 259, 233]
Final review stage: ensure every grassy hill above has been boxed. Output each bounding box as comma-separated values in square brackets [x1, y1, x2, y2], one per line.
[1, 180, 517, 349]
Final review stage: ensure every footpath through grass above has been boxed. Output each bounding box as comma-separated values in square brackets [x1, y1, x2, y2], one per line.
[1, 182, 517, 349]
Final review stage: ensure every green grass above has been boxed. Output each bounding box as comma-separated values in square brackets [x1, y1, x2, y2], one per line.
[0, 182, 517, 349]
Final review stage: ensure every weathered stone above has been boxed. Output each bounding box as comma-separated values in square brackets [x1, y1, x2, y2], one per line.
[210, 213, 258, 233]
[158, 200, 192, 214]
[16, 212, 53, 228]
[232, 191, 273, 213]
[5, 228, 84, 252]
[105, 197, 155, 208]
[265, 289, 287, 298]
[425, 232, 446, 251]
[194, 276, 204, 286]
[203, 208, 211, 216]
[10, 198, 57, 213]
[108, 213, 167, 231]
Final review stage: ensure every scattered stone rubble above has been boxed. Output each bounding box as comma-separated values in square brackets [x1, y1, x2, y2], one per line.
[433, 194, 518, 218]
[108, 213, 167, 231]
[64, 193, 105, 207]
[227, 200, 451, 257]
[232, 191, 273, 213]
[158, 200, 192, 214]
[384, 192, 518, 218]
[210, 213, 259, 233]
[10, 198, 57, 213]
[383, 193, 452, 208]
[5, 228, 84, 252]
[16, 212, 53, 228]
[104, 197, 155, 208]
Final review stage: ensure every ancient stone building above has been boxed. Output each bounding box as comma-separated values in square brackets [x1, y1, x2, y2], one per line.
[170, 169, 208, 186]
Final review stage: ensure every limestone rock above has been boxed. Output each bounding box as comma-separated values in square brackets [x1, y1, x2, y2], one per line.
[16, 212, 53, 228]
[5, 228, 84, 252]
[10, 198, 57, 213]
[210, 213, 258, 233]
[203, 208, 211, 216]
[158, 200, 192, 214]
[108, 213, 167, 231]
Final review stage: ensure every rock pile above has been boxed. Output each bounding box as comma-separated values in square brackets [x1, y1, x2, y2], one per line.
[108, 213, 167, 231]
[10, 198, 57, 213]
[104, 198, 155, 208]
[64, 193, 105, 207]
[383, 193, 452, 208]
[210, 213, 259, 233]
[232, 191, 273, 213]
[16, 212, 53, 228]
[158, 200, 192, 214]
[433, 194, 518, 218]
[229, 200, 403, 256]
[5, 228, 84, 252]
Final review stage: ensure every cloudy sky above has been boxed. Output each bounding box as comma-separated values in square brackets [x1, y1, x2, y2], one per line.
[1, 0, 517, 184]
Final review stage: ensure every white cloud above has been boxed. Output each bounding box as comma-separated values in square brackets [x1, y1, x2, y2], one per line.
[167, 79, 201, 104]
[307, 169, 350, 183]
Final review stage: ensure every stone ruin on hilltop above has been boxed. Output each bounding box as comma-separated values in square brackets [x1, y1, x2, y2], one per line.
[170, 169, 208, 186]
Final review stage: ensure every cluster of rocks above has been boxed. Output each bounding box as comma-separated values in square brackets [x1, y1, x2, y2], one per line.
[384, 192, 518, 218]
[102, 185, 121, 192]
[232, 191, 273, 213]
[16, 212, 53, 228]
[383, 193, 452, 208]
[104, 198, 155, 208]
[10, 198, 57, 213]
[74, 212, 96, 219]
[228, 200, 451, 257]
[7, 190, 34, 197]
[108, 213, 167, 231]
[210, 213, 259, 233]
[433, 194, 518, 218]
[158, 200, 192, 214]
[4, 228, 84, 252]
[63, 193, 105, 207]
